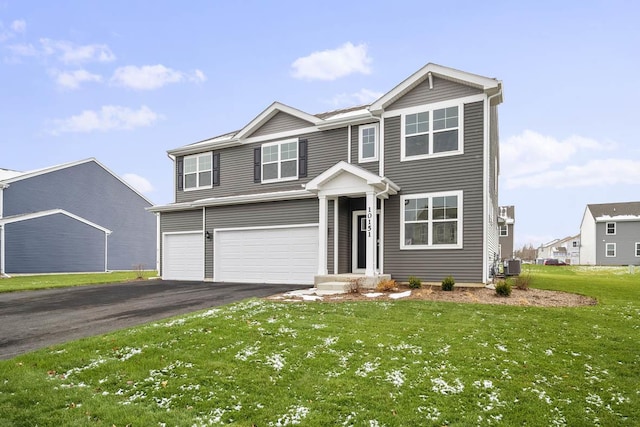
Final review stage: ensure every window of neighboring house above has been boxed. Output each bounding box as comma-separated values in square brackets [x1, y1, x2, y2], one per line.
[359, 124, 378, 163]
[262, 139, 298, 182]
[402, 103, 462, 160]
[184, 152, 212, 190]
[606, 242, 616, 257]
[573, 241, 578, 248]
[606, 222, 616, 235]
[635, 242, 640, 257]
[499, 224, 508, 237]
[401, 191, 463, 249]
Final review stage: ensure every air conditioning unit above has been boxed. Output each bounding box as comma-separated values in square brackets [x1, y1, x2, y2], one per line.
[504, 259, 521, 276]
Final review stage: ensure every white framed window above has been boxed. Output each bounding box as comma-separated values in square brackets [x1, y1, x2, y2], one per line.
[635, 242, 640, 257]
[262, 139, 298, 183]
[606, 242, 616, 257]
[400, 101, 463, 161]
[184, 152, 212, 190]
[606, 222, 616, 235]
[499, 224, 508, 237]
[401, 190, 463, 250]
[358, 123, 379, 163]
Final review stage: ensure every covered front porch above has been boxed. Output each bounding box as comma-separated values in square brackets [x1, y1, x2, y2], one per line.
[305, 162, 400, 289]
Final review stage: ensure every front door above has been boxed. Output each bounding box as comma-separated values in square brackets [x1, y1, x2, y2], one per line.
[352, 210, 379, 273]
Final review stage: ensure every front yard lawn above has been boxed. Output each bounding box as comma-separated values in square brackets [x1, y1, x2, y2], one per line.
[0, 265, 638, 426]
[0, 271, 157, 293]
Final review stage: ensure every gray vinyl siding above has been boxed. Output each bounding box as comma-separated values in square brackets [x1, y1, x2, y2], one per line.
[204, 198, 318, 279]
[3, 160, 156, 272]
[338, 197, 351, 273]
[351, 123, 380, 174]
[327, 200, 334, 272]
[249, 112, 314, 138]
[596, 221, 640, 265]
[383, 101, 485, 283]
[387, 77, 483, 111]
[176, 128, 348, 203]
[5, 214, 105, 273]
[159, 209, 202, 276]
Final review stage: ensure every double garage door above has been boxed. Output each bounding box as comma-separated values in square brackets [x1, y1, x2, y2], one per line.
[163, 226, 318, 285]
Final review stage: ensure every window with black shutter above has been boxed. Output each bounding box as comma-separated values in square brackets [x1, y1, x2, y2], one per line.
[253, 147, 261, 183]
[298, 139, 308, 178]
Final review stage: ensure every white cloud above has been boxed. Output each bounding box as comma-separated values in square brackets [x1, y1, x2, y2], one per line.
[329, 88, 383, 107]
[50, 105, 161, 134]
[39, 38, 116, 64]
[291, 42, 372, 81]
[10, 19, 26, 34]
[111, 64, 206, 90]
[0, 19, 26, 42]
[53, 69, 102, 89]
[122, 173, 155, 194]
[501, 130, 615, 178]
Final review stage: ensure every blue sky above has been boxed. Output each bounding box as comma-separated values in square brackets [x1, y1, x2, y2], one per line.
[1, 1, 639, 249]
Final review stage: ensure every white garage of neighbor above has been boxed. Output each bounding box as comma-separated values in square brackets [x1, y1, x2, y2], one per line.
[214, 224, 318, 285]
[162, 232, 204, 281]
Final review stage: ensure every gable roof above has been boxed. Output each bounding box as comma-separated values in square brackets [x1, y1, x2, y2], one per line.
[305, 161, 400, 195]
[235, 102, 322, 140]
[0, 158, 154, 205]
[587, 201, 640, 221]
[0, 208, 112, 234]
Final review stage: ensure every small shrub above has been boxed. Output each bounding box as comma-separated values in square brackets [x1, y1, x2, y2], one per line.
[407, 275, 422, 289]
[347, 278, 363, 294]
[495, 279, 512, 297]
[376, 279, 397, 292]
[133, 264, 145, 280]
[441, 275, 455, 291]
[513, 272, 532, 290]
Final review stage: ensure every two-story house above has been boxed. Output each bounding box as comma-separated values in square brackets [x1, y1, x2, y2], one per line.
[150, 63, 503, 287]
[537, 235, 580, 265]
[0, 158, 157, 275]
[498, 205, 515, 260]
[580, 202, 640, 266]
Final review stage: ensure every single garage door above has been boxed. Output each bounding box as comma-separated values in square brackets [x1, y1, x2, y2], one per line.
[163, 232, 204, 281]
[215, 225, 318, 285]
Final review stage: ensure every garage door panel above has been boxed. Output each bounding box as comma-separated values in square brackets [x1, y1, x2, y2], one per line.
[215, 226, 318, 285]
[163, 233, 203, 281]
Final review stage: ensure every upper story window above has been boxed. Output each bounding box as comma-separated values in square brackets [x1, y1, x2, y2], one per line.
[262, 139, 298, 183]
[606, 242, 616, 257]
[184, 152, 212, 190]
[401, 102, 462, 161]
[499, 224, 508, 237]
[636, 242, 640, 257]
[359, 124, 379, 163]
[606, 222, 616, 235]
[401, 191, 463, 250]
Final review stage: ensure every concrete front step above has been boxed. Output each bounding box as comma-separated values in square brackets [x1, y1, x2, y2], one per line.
[316, 281, 354, 292]
[314, 273, 392, 290]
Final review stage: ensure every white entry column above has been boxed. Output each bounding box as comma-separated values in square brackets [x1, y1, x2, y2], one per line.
[317, 195, 328, 275]
[365, 191, 377, 276]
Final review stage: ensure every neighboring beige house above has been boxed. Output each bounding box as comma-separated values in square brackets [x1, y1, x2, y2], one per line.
[537, 235, 580, 265]
[498, 205, 515, 260]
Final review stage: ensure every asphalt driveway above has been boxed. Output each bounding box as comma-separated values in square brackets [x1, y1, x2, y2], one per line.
[0, 280, 302, 360]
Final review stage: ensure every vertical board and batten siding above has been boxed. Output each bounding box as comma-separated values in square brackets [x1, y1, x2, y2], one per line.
[176, 128, 349, 204]
[249, 112, 314, 138]
[386, 76, 483, 111]
[5, 214, 105, 273]
[350, 123, 380, 174]
[596, 221, 640, 265]
[159, 209, 203, 276]
[3, 161, 156, 271]
[204, 198, 318, 279]
[383, 101, 485, 282]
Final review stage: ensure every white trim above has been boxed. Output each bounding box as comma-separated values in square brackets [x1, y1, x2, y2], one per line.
[605, 222, 616, 235]
[635, 242, 640, 257]
[400, 190, 464, 250]
[235, 102, 321, 141]
[381, 94, 485, 118]
[347, 125, 352, 164]
[318, 196, 328, 275]
[379, 199, 385, 274]
[0, 209, 112, 234]
[499, 224, 509, 237]
[0, 224, 5, 276]
[162, 231, 205, 281]
[358, 123, 379, 163]
[605, 242, 616, 257]
[305, 161, 400, 195]
[399, 100, 465, 162]
[333, 199, 339, 274]
[183, 152, 213, 191]
[260, 138, 299, 184]
[378, 118, 385, 176]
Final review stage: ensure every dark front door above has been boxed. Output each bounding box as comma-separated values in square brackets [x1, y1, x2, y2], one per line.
[354, 212, 379, 272]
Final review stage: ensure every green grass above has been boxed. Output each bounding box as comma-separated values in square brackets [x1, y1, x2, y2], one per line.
[1, 265, 638, 426]
[0, 271, 157, 293]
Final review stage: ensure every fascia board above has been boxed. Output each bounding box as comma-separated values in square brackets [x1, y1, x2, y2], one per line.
[0, 209, 112, 234]
[149, 190, 315, 212]
[235, 102, 323, 140]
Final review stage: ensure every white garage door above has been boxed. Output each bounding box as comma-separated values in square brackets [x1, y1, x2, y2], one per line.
[215, 225, 318, 285]
[163, 232, 204, 281]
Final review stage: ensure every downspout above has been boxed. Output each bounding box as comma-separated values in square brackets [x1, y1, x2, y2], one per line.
[105, 231, 112, 273]
[484, 84, 503, 282]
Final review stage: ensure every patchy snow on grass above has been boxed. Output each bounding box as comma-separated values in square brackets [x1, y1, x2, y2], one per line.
[431, 377, 464, 395]
[235, 343, 261, 362]
[389, 290, 411, 300]
[266, 353, 286, 371]
[386, 369, 405, 387]
[269, 405, 310, 426]
[355, 361, 380, 377]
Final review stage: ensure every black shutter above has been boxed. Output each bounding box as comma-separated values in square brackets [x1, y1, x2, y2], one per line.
[212, 152, 220, 186]
[253, 147, 261, 183]
[298, 139, 308, 178]
[176, 157, 184, 191]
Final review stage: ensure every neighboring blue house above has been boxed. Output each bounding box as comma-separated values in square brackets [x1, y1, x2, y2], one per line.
[0, 158, 157, 275]
[150, 63, 504, 287]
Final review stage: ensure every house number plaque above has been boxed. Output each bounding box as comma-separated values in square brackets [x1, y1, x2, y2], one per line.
[367, 207, 373, 237]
